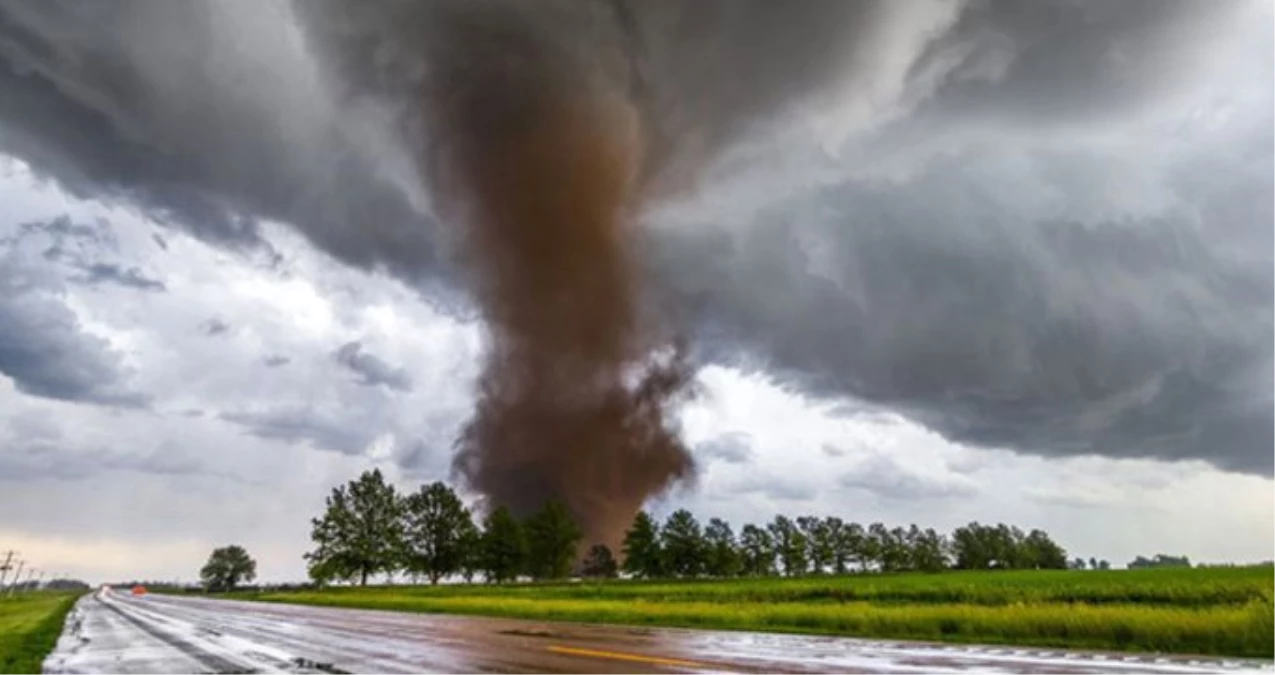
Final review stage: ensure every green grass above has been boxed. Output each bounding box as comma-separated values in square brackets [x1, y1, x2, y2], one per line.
[240, 566, 1274, 659]
[0, 592, 80, 674]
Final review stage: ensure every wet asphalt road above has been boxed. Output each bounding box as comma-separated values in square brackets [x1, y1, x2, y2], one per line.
[42, 591, 1274, 674]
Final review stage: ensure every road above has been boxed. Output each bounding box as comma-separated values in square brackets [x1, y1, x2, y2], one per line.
[43, 590, 1272, 674]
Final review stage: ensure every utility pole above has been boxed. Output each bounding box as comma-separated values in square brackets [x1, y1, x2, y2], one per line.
[0, 551, 13, 588]
[7, 560, 24, 597]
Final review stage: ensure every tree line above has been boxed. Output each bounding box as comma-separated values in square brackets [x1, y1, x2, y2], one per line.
[303, 469, 1072, 585]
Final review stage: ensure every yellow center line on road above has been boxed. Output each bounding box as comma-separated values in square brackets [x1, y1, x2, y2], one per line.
[546, 645, 711, 669]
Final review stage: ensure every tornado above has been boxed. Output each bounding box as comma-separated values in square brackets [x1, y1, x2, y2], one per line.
[296, 0, 896, 551]
[419, 4, 696, 551]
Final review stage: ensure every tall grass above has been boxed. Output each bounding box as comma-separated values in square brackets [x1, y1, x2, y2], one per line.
[0, 592, 80, 673]
[246, 566, 1275, 658]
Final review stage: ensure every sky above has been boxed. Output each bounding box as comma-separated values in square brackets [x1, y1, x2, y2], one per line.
[0, 0, 1271, 584]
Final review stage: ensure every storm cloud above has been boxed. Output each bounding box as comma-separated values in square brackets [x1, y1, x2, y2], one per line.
[333, 341, 412, 392]
[0, 0, 1269, 478]
[0, 249, 148, 407]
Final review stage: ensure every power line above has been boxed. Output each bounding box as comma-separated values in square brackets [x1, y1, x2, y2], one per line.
[0, 550, 14, 588]
[7, 559, 24, 597]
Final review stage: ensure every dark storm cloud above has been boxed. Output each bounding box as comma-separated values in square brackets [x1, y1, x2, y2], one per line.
[0, 0, 1269, 477]
[655, 144, 1273, 475]
[0, 254, 148, 407]
[905, 1, 1247, 127]
[839, 455, 978, 500]
[333, 341, 412, 392]
[0, 0, 448, 285]
[697, 433, 754, 465]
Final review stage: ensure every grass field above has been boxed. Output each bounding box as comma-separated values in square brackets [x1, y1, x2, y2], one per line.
[0, 592, 80, 674]
[242, 566, 1274, 659]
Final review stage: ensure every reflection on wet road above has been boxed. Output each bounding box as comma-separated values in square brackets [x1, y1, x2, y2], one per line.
[43, 591, 1274, 674]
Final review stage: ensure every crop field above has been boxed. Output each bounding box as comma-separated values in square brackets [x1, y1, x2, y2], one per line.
[0, 592, 80, 673]
[242, 566, 1275, 658]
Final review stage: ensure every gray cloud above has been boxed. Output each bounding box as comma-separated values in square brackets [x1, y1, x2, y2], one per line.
[839, 455, 979, 500]
[658, 143, 1273, 475]
[263, 354, 291, 368]
[0, 0, 448, 285]
[729, 473, 817, 502]
[0, 437, 214, 482]
[333, 341, 412, 392]
[71, 262, 164, 291]
[905, 1, 1252, 128]
[220, 407, 376, 455]
[696, 432, 754, 465]
[0, 0, 1268, 477]
[201, 318, 230, 336]
[0, 253, 148, 407]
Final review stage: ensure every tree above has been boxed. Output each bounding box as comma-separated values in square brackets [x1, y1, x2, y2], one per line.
[1128, 554, 1191, 569]
[401, 482, 477, 585]
[622, 511, 664, 579]
[1089, 557, 1098, 570]
[523, 499, 582, 580]
[911, 527, 951, 573]
[823, 517, 849, 574]
[661, 509, 707, 578]
[581, 544, 619, 579]
[1098, 559, 1111, 570]
[739, 524, 777, 576]
[305, 469, 403, 585]
[768, 515, 808, 576]
[1022, 529, 1068, 570]
[798, 516, 835, 574]
[840, 522, 867, 573]
[703, 518, 741, 577]
[458, 519, 482, 583]
[480, 506, 525, 583]
[882, 526, 910, 572]
[200, 545, 256, 592]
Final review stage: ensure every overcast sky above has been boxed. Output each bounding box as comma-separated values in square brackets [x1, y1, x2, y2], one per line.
[0, 0, 1271, 584]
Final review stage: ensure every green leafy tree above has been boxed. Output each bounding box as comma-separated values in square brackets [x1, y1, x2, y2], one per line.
[661, 509, 707, 577]
[458, 519, 482, 583]
[1129, 554, 1191, 569]
[305, 468, 403, 585]
[581, 544, 619, 579]
[823, 517, 850, 574]
[1022, 529, 1067, 569]
[798, 516, 835, 574]
[703, 518, 741, 577]
[200, 545, 257, 592]
[768, 515, 808, 576]
[401, 482, 477, 584]
[480, 506, 525, 583]
[523, 499, 582, 580]
[739, 524, 776, 576]
[840, 522, 866, 572]
[910, 527, 951, 572]
[622, 511, 664, 579]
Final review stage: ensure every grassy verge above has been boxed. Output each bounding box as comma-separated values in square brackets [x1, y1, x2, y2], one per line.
[0, 592, 80, 674]
[237, 566, 1274, 659]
